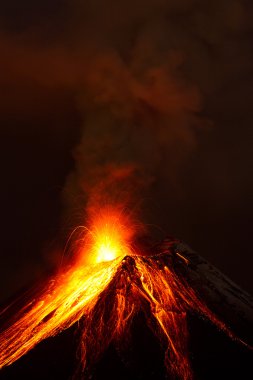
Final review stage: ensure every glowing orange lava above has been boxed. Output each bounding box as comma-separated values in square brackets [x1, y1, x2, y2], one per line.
[0, 207, 247, 380]
[78, 207, 134, 265]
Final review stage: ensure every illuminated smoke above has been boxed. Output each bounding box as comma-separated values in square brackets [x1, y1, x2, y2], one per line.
[0, 1, 251, 230]
[60, 0, 251, 227]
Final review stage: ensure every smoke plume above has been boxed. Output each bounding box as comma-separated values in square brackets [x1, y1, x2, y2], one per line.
[0, 0, 252, 261]
[60, 0, 252, 232]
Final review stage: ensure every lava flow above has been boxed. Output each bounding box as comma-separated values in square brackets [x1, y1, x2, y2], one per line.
[0, 207, 247, 380]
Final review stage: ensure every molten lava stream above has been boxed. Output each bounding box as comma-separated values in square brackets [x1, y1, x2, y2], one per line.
[0, 208, 248, 380]
[0, 208, 131, 370]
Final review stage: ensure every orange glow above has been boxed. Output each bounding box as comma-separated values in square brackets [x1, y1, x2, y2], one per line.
[0, 207, 247, 380]
[78, 207, 134, 265]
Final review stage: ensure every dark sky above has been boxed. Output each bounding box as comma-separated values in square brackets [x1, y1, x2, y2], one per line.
[0, 0, 252, 302]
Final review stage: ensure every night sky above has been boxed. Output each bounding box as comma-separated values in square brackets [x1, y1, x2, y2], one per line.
[0, 0, 253, 306]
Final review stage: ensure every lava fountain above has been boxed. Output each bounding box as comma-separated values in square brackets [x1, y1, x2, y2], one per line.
[0, 206, 250, 380]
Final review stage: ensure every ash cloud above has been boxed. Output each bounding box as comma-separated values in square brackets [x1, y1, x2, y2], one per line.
[60, 0, 253, 229]
[61, 49, 202, 225]
[0, 1, 252, 213]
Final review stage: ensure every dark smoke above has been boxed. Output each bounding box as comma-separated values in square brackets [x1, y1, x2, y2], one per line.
[61, 0, 253, 231]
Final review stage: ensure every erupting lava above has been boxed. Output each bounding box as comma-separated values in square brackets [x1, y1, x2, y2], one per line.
[0, 207, 248, 380]
[78, 207, 134, 265]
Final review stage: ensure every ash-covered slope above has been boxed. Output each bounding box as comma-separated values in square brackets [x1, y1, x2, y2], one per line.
[156, 239, 253, 345]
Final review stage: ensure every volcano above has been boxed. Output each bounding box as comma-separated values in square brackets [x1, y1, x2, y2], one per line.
[0, 230, 252, 380]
